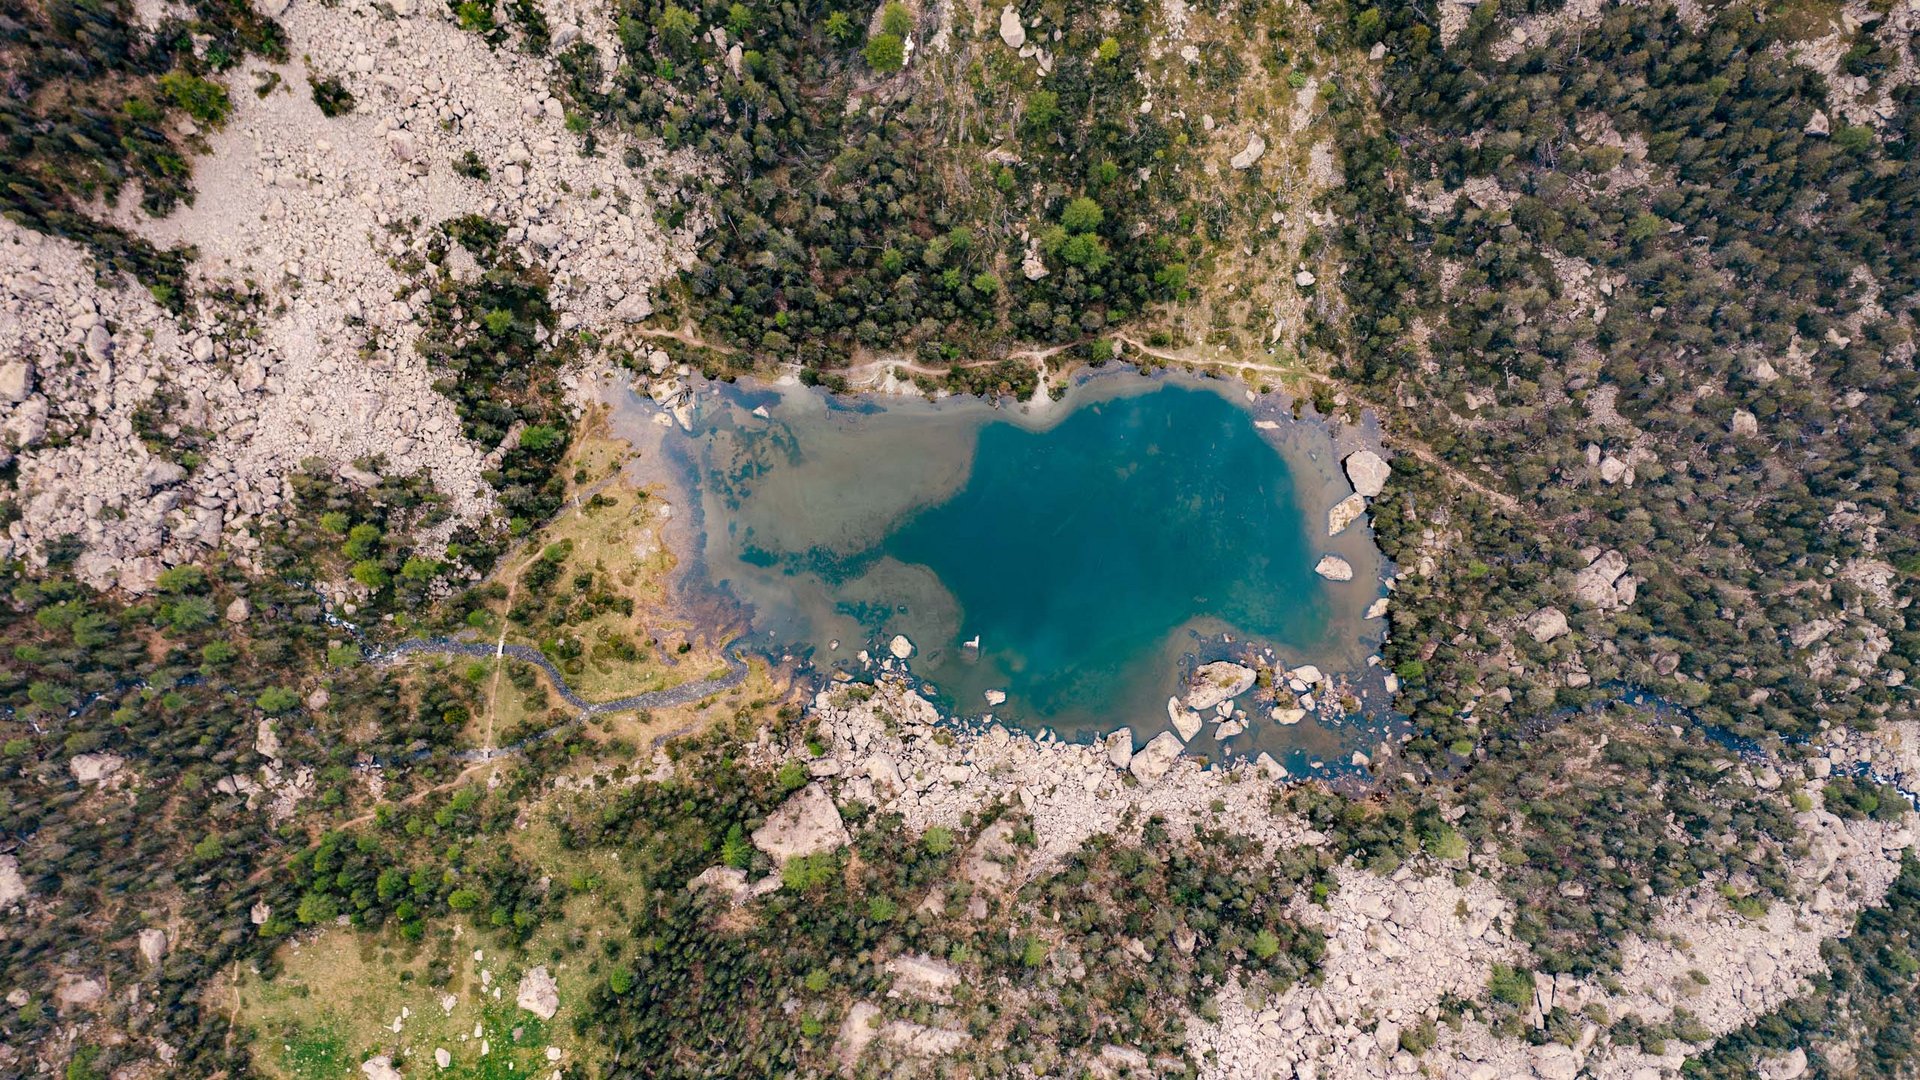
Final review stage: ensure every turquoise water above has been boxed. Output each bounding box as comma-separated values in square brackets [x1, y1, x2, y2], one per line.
[665, 373, 1382, 753]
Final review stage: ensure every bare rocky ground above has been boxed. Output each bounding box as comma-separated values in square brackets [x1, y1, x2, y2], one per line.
[0, 0, 702, 592]
[723, 678, 1915, 1080]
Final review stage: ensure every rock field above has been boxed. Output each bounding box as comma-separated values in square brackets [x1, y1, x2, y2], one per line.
[727, 677, 1913, 1079]
[1, 0, 702, 590]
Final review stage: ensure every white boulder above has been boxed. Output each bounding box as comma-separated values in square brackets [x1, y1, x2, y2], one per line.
[516, 966, 560, 1020]
[752, 784, 850, 864]
[1129, 731, 1184, 784]
[1314, 555, 1353, 581]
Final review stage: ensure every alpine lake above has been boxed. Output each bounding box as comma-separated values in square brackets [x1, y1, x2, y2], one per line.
[610, 368, 1398, 774]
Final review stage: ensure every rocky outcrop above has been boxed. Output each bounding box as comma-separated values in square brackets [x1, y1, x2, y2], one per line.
[884, 953, 961, 1001]
[0, 0, 704, 592]
[752, 783, 850, 863]
[361, 1056, 403, 1080]
[516, 966, 559, 1020]
[68, 752, 124, 785]
[1573, 548, 1636, 610]
[838, 1001, 883, 1072]
[0, 855, 25, 908]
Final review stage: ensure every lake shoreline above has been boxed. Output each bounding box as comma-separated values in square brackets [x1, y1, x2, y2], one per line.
[596, 360, 1406, 778]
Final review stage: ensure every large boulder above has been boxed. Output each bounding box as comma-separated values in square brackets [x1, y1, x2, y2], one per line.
[138, 928, 168, 966]
[516, 966, 559, 1020]
[55, 975, 105, 1011]
[1344, 450, 1391, 497]
[1186, 662, 1256, 711]
[1314, 555, 1353, 581]
[1229, 133, 1267, 170]
[361, 1056, 403, 1080]
[0, 854, 26, 908]
[998, 4, 1025, 47]
[1104, 729, 1133, 770]
[1328, 493, 1368, 535]
[69, 752, 124, 785]
[1525, 607, 1570, 643]
[687, 866, 751, 904]
[1129, 731, 1184, 784]
[752, 783, 850, 864]
[0, 361, 32, 403]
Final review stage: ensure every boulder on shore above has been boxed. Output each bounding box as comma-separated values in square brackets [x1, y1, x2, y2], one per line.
[1129, 731, 1184, 784]
[1344, 450, 1391, 498]
[1327, 493, 1367, 536]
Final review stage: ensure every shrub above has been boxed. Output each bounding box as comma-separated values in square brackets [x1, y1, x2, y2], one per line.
[160, 71, 231, 126]
[308, 75, 355, 117]
[864, 32, 905, 73]
[256, 687, 301, 714]
[880, 2, 913, 37]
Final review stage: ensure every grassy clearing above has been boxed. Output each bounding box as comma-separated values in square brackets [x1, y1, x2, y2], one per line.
[483, 416, 734, 708]
[235, 923, 578, 1080]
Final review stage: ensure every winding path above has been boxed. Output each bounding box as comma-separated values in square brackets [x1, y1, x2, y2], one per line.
[376, 638, 750, 762]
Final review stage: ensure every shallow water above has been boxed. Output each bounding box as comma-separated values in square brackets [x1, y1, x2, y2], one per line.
[625, 370, 1389, 763]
